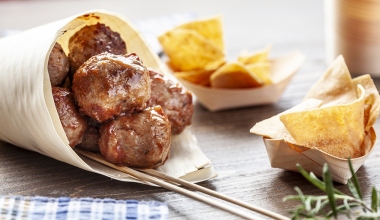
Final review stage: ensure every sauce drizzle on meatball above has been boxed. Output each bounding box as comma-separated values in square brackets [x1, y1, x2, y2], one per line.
[72, 52, 151, 122]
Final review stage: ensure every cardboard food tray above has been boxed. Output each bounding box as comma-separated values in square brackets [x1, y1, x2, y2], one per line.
[263, 127, 376, 184]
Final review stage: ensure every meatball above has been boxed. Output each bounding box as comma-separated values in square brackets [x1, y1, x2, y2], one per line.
[147, 69, 194, 134]
[48, 43, 69, 86]
[76, 124, 100, 152]
[99, 106, 171, 168]
[68, 23, 126, 74]
[52, 87, 87, 147]
[72, 52, 151, 122]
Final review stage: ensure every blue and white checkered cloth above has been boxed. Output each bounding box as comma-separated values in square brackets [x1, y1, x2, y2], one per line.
[0, 196, 168, 220]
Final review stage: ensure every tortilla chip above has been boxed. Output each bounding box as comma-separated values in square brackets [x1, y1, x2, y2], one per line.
[245, 62, 272, 84]
[353, 74, 380, 132]
[159, 16, 275, 89]
[304, 55, 357, 106]
[250, 99, 323, 142]
[280, 85, 366, 158]
[175, 69, 215, 86]
[158, 29, 225, 71]
[237, 45, 271, 65]
[175, 15, 224, 52]
[210, 62, 264, 88]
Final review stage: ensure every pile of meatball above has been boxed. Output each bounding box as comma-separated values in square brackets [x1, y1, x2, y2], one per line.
[49, 23, 194, 169]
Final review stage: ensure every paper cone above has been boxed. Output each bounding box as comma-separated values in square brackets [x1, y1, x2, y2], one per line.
[176, 51, 305, 112]
[0, 10, 216, 184]
[262, 127, 376, 184]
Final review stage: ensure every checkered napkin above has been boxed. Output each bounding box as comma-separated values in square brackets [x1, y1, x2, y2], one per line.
[0, 196, 168, 220]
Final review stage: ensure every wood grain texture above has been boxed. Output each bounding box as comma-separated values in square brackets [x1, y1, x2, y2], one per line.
[1, 0, 379, 219]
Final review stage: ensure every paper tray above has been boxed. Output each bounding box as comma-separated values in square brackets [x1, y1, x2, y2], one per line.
[262, 127, 376, 184]
[177, 51, 305, 112]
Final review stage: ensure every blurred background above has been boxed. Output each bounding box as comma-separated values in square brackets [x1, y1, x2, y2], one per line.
[3, 0, 379, 76]
[0, 0, 324, 63]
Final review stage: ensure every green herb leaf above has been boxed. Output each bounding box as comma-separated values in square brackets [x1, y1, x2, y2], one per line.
[286, 161, 380, 219]
[323, 163, 338, 218]
[348, 179, 362, 200]
[371, 187, 378, 212]
[297, 163, 344, 195]
[348, 158, 362, 200]
[296, 163, 326, 191]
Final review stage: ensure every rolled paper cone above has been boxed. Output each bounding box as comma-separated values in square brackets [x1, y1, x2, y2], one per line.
[262, 127, 376, 184]
[177, 51, 305, 112]
[0, 10, 215, 184]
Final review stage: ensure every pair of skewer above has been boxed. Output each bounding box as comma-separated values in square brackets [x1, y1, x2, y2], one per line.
[76, 149, 289, 220]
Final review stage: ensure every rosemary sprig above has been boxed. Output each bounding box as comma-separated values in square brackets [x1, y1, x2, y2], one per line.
[283, 159, 380, 219]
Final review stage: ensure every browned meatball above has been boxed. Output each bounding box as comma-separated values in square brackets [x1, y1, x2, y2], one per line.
[99, 106, 171, 168]
[68, 23, 126, 74]
[52, 87, 88, 148]
[48, 43, 69, 86]
[76, 124, 100, 152]
[147, 69, 194, 134]
[72, 52, 151, 122]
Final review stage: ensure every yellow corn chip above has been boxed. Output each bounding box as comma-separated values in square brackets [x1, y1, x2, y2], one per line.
[250, 98, 323, 142]
[251, 55, 380, 160]
[304, 55, 357, 106]
[352, 74, 380, 132]
[175, 15, 224, 52]
[237, 45, 271, 65]
[210, 62, 264, 88]
[280, 85, 366, 158]
[245, 62, 272, 84]
[158, 29, 225, 71]
[175, 69, 215, 86]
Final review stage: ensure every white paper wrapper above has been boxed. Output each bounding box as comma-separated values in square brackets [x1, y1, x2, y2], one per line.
[176, 51, 305, 112]
[0, 10, 216, 184]
[262, 127, 376, 184]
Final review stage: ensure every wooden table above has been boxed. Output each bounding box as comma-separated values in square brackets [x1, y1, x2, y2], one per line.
[1, 0, 379, 219]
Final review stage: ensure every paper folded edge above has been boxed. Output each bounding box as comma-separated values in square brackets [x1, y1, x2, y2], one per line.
[262, 127, 376, 184]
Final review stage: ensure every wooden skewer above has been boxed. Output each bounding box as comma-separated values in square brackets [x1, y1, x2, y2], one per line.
[139, 168, 289, 220]
[76, 149, 289, 220]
